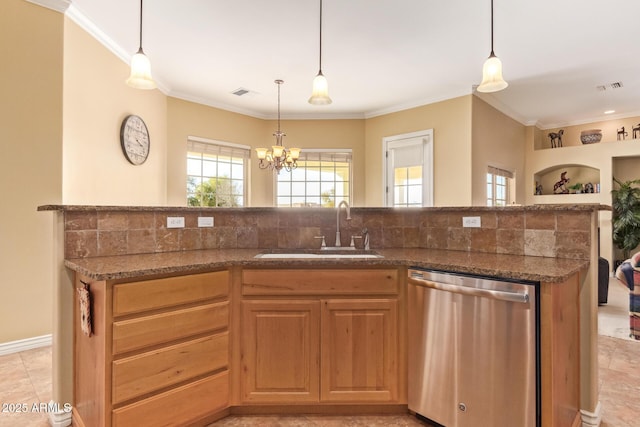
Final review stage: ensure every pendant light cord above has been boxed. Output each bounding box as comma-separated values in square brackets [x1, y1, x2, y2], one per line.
[318, 0, 323, 73]
[138, 0, 144, 50]
[489, 0, 495, 56]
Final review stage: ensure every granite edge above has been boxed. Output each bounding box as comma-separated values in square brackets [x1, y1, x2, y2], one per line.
[38, 204, 611, 213]
[64, 249, 589, 284]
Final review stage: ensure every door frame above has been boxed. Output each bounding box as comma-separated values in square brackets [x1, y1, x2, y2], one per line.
[382, 129, 434, 207]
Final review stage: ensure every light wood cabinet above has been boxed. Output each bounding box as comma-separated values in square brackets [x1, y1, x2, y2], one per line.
[320, 299, 398, 402]
[73, 270, 230, 427]
[240, 300, 320, 403]
[238, 268, 402, 405]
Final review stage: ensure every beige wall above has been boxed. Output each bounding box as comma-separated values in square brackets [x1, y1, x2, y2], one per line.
[0, 0, 63, 343]
[62, 19, 168, 205]
[166, 97, 366, 207]
[526, 117, 640, 268]
[364, 96, 473, 207]
[471, 96, 526, 206]
[542, 115, 640, 149]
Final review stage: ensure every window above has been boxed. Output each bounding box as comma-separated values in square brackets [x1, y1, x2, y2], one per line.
[276, 150, 351, 207]
[187, 138, 249, 207]
[487, 166, 514, 206]
[383, 129, 433, 207]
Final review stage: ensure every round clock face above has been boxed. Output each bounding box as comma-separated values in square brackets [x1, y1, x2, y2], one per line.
[120, 115, 150, 165]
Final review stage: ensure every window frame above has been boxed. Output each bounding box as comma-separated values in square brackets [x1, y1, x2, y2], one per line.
[486, 165, 514, 207]
[273, 149, 353, 208]
[186, 136, 250, 207]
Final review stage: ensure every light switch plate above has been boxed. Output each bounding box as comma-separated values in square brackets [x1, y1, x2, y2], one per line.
[198, 217, 214, 227]
[167, 217, 185, 228]
[462, 216, 481, 228]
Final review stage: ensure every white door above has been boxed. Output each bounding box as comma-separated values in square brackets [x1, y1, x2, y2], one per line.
[383, 130, 433, 207]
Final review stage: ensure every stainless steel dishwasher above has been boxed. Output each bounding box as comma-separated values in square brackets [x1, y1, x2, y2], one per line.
[407, 268, 540, 427]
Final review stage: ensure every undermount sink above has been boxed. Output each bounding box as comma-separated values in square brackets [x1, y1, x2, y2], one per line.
[254, 249, 383, 259]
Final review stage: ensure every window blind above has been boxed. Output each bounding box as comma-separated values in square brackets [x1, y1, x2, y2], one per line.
[488, 166, 514, 179]
[187, 139, 250, 159]
[297, 151, 352, 163]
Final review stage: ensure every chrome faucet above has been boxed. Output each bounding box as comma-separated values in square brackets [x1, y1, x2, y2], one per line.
[362, 228, 370, 250]
[335, 200, 351, 247]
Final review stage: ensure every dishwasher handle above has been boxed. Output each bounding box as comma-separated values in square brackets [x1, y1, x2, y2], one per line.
[409, 274, 530, 304]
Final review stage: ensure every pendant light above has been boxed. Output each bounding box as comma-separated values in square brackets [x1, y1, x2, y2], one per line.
[256, 80, 301, 174]
[126, 0, 156, 90]
[308, 0, 332, 105]
[477, 0, 508, 93]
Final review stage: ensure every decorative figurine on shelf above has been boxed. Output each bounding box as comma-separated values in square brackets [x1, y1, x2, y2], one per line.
[617, 126, 628, 140]
[535, 181, 543, 195]
[553, 171, 570, 194]
[633, 124, 640, 139]
[547, 129, 564, 148]
[584, 182, 594, 193]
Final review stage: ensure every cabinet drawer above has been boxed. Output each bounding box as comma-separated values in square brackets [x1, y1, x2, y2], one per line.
[113, 271, 228, 316]
[242, 269, 398, 296]
[112, 301, 229, 355]
[112, 371, 229, 427]
[112, 333, 228, 404]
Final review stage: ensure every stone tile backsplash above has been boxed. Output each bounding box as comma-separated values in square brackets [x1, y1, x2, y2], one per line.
[62, 207, 594, 260]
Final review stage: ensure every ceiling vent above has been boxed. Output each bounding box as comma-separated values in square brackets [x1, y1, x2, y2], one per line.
[597, 82, 624, 91]
[232, 88, 250, 96]
[231, 87, 260, 98]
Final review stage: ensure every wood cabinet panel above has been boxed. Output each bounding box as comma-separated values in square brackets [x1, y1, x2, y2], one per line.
[113, 271, 228, 316]
[112, 301, 229, 355]
[240, 300, 320, 403]
[112, 333, 228, 404]
[242, 269, 398, 296]
[112, 371, 229, 427]
[320, 299, 398, 402]
[540, 275, 581, 427]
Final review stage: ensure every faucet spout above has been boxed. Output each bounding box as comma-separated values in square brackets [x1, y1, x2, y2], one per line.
[335, 200, 351, 247]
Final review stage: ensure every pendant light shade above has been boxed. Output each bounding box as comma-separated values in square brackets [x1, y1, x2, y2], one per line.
[308, 0, 332, 105]
[126, 0, 156, 90]
[478, 53, 507, 93]
[309, 71, 331, 105]
[477, 0, 507, 93]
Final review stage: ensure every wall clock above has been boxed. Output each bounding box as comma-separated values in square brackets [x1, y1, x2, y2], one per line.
[120, 114, 150, 165]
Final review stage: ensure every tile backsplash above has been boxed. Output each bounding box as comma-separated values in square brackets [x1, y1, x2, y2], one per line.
[59, 206, 596, 260]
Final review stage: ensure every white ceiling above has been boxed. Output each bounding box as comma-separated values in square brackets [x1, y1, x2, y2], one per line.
[67, 0, 640, 128]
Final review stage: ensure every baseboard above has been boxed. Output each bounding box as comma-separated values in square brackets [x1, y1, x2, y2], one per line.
[0, 334, 52, 356]
[581, 401, 602, 427]
[48, 403, 73, 427]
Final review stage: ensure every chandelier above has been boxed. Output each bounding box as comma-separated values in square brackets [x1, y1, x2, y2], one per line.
[256, 80, 300, 173]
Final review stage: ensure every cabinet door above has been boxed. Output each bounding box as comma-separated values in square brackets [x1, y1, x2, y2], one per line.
[240, 300, 320, 403]
[321, 299, 398, 402]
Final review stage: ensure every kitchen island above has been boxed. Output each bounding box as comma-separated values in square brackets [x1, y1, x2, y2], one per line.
[39, 204, 606, 427]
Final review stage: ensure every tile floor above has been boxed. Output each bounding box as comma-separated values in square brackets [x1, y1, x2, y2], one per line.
[0, 279, 638, 427]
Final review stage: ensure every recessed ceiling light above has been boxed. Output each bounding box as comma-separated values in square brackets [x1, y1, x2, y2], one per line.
[604, 110, 615, 114]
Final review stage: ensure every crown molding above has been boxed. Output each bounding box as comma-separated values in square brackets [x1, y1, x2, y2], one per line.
[65, 4, 129, 64]
[364, 88, 473, 119]
[25, 0, 70, 13]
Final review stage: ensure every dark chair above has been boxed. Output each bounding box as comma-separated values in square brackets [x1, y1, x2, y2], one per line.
[598, 257, 609, 305]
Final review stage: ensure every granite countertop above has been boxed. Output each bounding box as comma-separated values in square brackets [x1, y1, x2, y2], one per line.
[40, 203, 611, 212]
[65, 248, 588, 283]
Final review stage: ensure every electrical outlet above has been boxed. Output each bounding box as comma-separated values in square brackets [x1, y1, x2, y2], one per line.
[462, 216, 481, 228]
[167, 217, 185, 228]
[198, 216, 214, 227]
